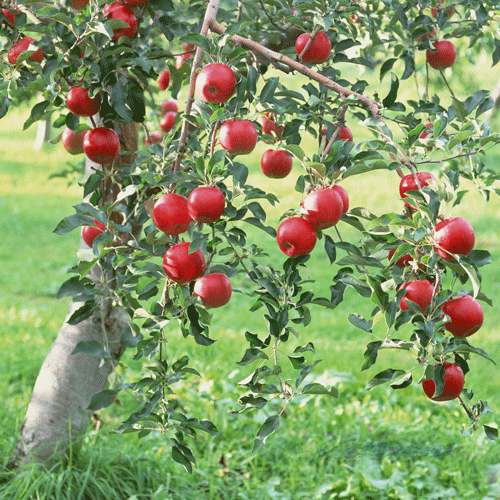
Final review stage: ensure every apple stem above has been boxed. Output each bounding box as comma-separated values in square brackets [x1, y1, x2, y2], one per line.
[439, 70, 455, 97]
[90, 115, 97, 128]
[458, 395, 477, 430]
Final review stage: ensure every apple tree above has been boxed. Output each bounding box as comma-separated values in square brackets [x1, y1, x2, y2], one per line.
[2, 0, 500, 470]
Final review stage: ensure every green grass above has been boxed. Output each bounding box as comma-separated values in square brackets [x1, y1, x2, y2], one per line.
[1, 76, 500, 498]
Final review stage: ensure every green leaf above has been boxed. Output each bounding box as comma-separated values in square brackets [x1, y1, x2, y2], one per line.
[366, 369, 402, 390]
[382, 73, 399, 108]
[237, 348, 269, 366]
[67, 300, 95, 325]
[172, 444, 194, 473]
[301, 383, 338, 397]
[72, 340, 112, 359]
[336, 254, 384, 268]
[362, 341, 382, 370]
[483, 424, 499, 441]
[348, 313, 373, 332]
[260, 77, 279, 103]
[283, 144, 306, 161]
[87, 389, 117, 411]
[253, 415, 280, 451]
[178, 33, 210, 53]
[53, 214, 94, 235]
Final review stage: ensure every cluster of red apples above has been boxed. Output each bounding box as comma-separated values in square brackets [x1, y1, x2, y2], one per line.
[395, 171, 482, 402]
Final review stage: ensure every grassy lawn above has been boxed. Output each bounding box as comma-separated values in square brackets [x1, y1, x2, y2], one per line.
[1, 76, 500, 498]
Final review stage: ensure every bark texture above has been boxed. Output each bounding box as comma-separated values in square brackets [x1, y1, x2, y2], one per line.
[10, 122, 139, 469]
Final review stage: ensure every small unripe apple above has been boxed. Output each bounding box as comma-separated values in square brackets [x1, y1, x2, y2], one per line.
[295, 31, 331, 64]
[434, 217, 475, 261]
[302, 188, 343, 230]
[196, 63, 236, 104]
[161, 99, 178, 113]
[194, 273, 232, 308]
[441, 294, 483, 338]
[277, 217, 317, 257]
[260, 150, 293, 179]
[219, 120, 258, 155]
[62, 128, 87, 155]
[399, 279, 435, 313]
[426, 40, 457, 70]
[422, 362, 464, 401]
[158, 70, 170, 90]
[144, 131, 163, 145]
[107, 4, 138, 41]
[82, 219, 106, 247]
[399, 171, 436, 209]
[187, 186, 225, 224]
[160, 111, 177, 133]
[67, 86, 101, 117]
[153, 193, 191, 235]
[8, 37, 43, 65]
[163, 242, 206, 285]
[83, 127, 120, 164]
[331, 184, 349, 213]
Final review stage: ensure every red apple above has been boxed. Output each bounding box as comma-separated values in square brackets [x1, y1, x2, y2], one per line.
[257, 113, 278, 136]
[160, 111, 177, 133]
[175, 54, 186, 70]
[277, 217, 317, 257]
[399, 279, 435, 313]
[302, 188, 343, 230]
[426, 40, 457, 70]
[331, 184, 349, 213]
[107, 4, 138, 41]
[195, 63, 236, 104]
[422, 362, 464, 401]
[193, 273, 232, 308]
[158, 70, 170, 90]
[82, 219, 106, 247]
[153, 193, 191, 235]
[219, 120, 258, 155]
[2, 8, 19, 24]
[182, 42, 195, 56]
[187, 186, 225, 224]
[320, 125, 354, 144]
[70, 0, 90, 9]
[260, 150, 293, 179]
[161, 99, 178, 113]
[62, 128, 87, 155]
[103, 1, 122, 15]
[441, 294, 483, 338]
[419, 122, 433, 139]
[433, 217, 475, 261]
[295, 31, 331, 64]
[163, 242, 206, 285]
[83, 127, 120, 164]
[66, 86, 101, 117]
[8, 37, 43, 65]
[399, 171, 436, 209]
[388, 248, 413, 267]
[144, 131, 163, 145]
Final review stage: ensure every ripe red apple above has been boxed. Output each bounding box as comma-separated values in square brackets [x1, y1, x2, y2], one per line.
[66, 86, 101, 117]
[103, 1, 122, 15]
[175, 54, 186, 70]
[82, 219, 105, 247]
[160, 111, 177, 133]
[144, 131, 163, 145]
[8, 37, 43, 65]
[182, 42, 195, 57]
[277, 217, 317, 257]
[431, 0, 454, 18]
[195, 63, 236, 104]
[260, 150, 293, 179]
[422, 362, 464, 401]
[257, 113, 278, 136]
[331, 185, 349, 214]
[419, 122, 433, 139]
[70, 0, 90, 9]
[302, 188, 343, 230]
[399, 279, 435, 313]
[441, 294, 483, 338]
[388, 248, 413, 267]
[62, 128, 87, 155]
[161, 99, 178, 113]
[433, 217, 475, 261]
[399, 171, 436, 209]
[426, 40, 457, 70]
[153, 193, 191, 235]
[163, 242, 206, 285]
[83, 127, 120, 164]
[295, 31, 331, 64]
[107, 4, 138, 41]
[158, 70, 170, 90]
[187, 186, 225, 224]
[415, 26, 437, 43]
[320, 125, 354, 144]
[219, 120, 258, 155]
[193, 273, 232, 308]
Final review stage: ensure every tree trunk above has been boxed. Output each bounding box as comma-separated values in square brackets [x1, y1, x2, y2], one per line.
[9, 122, 139, 469]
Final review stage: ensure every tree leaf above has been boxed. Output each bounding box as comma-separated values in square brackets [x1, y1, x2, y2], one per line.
[253, 415, 280, 451]
[72, 340, 112, 359]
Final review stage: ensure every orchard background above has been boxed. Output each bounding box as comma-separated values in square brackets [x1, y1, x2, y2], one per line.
[1, 0, 500, 498]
